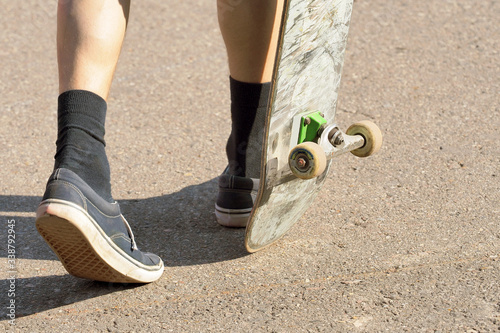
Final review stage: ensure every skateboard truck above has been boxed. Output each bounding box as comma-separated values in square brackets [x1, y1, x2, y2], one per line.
[289, 114, 382, 179]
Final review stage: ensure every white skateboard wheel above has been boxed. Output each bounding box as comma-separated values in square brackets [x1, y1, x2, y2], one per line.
[346, 120, 383, 157]
[288, 142, 327, 179]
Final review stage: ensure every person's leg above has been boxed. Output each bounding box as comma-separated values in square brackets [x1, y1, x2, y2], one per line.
[36, 0, 163, 283]
[217, 0, 283, 83]
[217, 0, 284, 178]
[58, 0, 129, 99]
[215, 0, 284, 227]
[55, 0, 130, 202]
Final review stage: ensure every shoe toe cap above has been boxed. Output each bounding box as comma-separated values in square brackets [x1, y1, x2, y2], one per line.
[143, 252, 162, 266]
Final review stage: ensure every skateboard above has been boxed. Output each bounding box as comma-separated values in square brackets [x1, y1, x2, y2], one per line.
[244, 0, 382, 252]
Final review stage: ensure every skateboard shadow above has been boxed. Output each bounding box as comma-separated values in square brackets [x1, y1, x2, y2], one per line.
[0, 178, 248, 318]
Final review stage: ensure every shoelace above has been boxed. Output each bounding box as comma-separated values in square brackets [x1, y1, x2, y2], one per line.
[121, 215, 138, 251]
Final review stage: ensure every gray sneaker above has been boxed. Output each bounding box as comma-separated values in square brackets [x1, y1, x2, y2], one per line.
[215, 171, 259, 228]
[36, 168, 164, 283]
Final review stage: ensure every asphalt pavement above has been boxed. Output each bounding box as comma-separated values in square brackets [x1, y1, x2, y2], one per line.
[1, 0, 499, 331]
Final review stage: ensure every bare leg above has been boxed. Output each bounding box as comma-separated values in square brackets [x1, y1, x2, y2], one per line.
[57, 0, 130, 100]
[217, 0, 284, 83]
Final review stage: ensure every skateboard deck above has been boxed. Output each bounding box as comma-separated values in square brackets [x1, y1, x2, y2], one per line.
[244, 0, 382, 252]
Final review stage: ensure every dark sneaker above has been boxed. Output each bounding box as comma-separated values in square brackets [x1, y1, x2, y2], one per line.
[215, 171, 259, 228]
[35, 168, 164, 283]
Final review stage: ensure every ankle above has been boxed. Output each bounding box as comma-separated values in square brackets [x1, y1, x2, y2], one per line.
[54, 90, 113, 202]
[226, 77, 271, 177]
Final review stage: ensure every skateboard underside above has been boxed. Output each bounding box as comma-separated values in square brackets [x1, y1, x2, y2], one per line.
[245, 0, 355, 252]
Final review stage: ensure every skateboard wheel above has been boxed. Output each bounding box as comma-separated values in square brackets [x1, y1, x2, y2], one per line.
[288, 142, 327, 179]
[346, 120, 383, 157]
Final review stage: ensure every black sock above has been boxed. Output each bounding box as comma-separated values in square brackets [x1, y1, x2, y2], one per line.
[226, 77, 271, 177]
[54, 90, 113, 202]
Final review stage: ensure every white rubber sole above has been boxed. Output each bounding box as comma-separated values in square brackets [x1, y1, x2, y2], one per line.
[215, 204, 251, 228]
[36, 200, 164, 283]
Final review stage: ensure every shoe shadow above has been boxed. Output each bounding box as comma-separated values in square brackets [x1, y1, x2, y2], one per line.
[0, 177, 248, 265]
[0, 276, 141, 319]
[118, 177, 249, 267]
[0, 178, 248, 318]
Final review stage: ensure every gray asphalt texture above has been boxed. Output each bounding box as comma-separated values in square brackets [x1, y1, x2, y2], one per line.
[1, 0, 499, 332]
